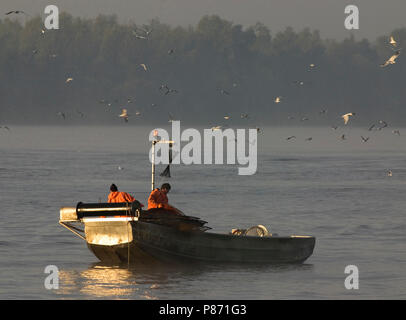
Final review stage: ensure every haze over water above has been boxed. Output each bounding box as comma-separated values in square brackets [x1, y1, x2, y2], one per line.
[0, 125, 405, 299]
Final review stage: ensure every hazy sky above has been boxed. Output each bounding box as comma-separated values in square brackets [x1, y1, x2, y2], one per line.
[2, 0, 406, 40]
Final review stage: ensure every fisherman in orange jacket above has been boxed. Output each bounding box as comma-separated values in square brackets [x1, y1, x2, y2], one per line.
[147, 183, 183, 214]
[148, 183, 170, 209]
[108, 184, 142, 205]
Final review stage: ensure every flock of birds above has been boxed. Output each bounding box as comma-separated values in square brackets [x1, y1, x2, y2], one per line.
[0, 11, 403, 179]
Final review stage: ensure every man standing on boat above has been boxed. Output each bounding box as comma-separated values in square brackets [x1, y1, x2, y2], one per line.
[108, 184, 142, 205]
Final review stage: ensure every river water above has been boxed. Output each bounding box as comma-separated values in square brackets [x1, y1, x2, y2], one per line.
[0, 125, 405, 299]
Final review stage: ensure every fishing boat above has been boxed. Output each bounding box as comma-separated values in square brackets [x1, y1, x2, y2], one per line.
[59, 137, 316, 264]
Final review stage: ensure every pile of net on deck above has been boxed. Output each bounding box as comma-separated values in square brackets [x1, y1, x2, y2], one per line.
[139, 208, 211, 232]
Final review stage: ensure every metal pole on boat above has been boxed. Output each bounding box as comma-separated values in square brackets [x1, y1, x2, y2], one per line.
[151, 129, 174, 191]
[151, 140, 156, 191]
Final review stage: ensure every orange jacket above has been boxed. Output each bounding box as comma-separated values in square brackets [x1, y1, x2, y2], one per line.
[147, 188, 169, 209]
[108, 191, 136, 203]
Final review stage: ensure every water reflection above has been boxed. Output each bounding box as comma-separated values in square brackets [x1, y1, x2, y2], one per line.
[56, 260, 314, 299]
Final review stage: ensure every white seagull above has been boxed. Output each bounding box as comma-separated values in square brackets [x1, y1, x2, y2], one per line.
[119, 109, 129, 122]
[381, 50, 401, 67]
[342, 113, 355, 125]
[389, 36, 397, 47]
[211, 126, 222, 131]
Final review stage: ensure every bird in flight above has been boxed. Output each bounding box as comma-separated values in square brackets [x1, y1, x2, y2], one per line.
[211, 126, 222, 131]
[57, 112, 66, 120]
[389, 36, 397, 47]
[140, 64, 147, 71]
[378, 120, 388, 130]
[5, 10, 29, 16]
[119, 109, 129, 122]
[342, 113, 355, 125]
[286, 136, 296, 140]
[274, 96, 282, 103]
[65, 77, 73, 83]
[240, 113, 249, 119]
[361, 136, 369, 142]
[220, 89, 230, 95]
[132, 31, 147, 39]
[168, 112, 178, 123]
[392, 130, 400, 136]
[381, 50, 401, 67]
[160, 84, 178, 95]
[293, 80, 305, 86]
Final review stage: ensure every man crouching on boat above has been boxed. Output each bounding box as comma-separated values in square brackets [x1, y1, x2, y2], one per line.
[108, 183, 143, 206]
[148, 183, 183, 215]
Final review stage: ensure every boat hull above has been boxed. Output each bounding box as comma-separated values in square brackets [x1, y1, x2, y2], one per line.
[84, 220, 315, 264]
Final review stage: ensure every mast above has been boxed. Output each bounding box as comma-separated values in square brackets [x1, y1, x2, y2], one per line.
[151, 131, 174, 191]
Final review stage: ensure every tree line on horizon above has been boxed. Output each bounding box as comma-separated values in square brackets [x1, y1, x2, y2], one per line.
[0, 13, 405, 127]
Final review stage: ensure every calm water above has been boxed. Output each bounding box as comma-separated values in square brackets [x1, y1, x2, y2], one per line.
[0, 125, 405, 299]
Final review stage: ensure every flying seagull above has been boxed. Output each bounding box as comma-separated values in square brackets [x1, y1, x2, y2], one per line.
[65, 77, 73, 83]
[160, 84, 178, 95]
[211, 126, 222, 131]
[57, 112, 66, 120]
[381, 50, 401, 67]
[293, 80, 305, 86]
[274, 96, 282, 103]
[286, 136, 296, 140]
[132, 31, 147, 39]
[342, 113, 355, 125]
[240, 113, 249, 119]
[168, 112, 178, 123]
[361, 136, 369, 142]
[5, 10, 29, 16]
[378, 120, 388, 130]
[140, 64, 147, 71]
[119, 109, 129, 122]
[389, 36, 397, 47]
